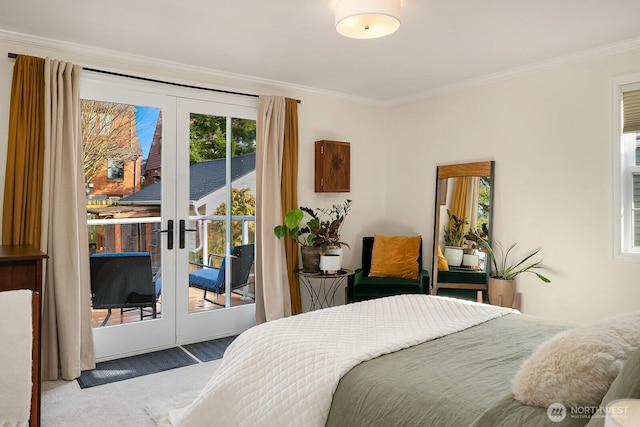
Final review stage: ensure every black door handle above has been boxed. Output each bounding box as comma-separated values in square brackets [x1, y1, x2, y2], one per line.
[157, 219, 174, 250]
[179, 219, 197, 249]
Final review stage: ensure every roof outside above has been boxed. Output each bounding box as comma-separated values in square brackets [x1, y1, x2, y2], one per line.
[120, 153, 255, 204]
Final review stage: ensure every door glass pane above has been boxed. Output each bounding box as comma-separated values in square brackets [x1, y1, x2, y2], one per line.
[230, 118, 256, 305]
[187, 112, 227, 313]
[187, 114, 256, 312]
[83, 100, 163, 327]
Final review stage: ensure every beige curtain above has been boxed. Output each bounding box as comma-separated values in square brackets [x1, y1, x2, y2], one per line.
[40, 58, 95, 380]
[2, 55, 45, 246]
[465, 177, 480, 231]
[282, 99, 301, 315]
[255, 96, 291, 323]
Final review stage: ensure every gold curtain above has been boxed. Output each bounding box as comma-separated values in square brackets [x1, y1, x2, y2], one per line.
[2, 55, 45, 246]
[450, 177, 469, 225]
[3, 55, 95, 379]
[450, 176, 479, 232]
[282, 98, 301, 315]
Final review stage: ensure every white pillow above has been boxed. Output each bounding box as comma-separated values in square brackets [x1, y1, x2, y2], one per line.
[512, 311, 640, 408]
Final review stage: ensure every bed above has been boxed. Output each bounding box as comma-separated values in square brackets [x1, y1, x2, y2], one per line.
[327, 313, 574, 426]
[168, 295, 640, 427]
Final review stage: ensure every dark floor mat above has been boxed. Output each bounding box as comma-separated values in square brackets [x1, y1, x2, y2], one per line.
[77, 347, 198, 388]
[182, 335, 238, 362]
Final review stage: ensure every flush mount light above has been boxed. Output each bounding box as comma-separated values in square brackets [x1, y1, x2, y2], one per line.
[335, 0, 401, 39]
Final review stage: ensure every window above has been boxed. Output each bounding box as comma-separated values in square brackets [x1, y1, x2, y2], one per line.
[107, 158, 124, 180]
[613, 74, 640, 261]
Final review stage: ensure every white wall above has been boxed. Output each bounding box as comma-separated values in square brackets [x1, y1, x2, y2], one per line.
[296, 95, 388, 269]
[388, 48, 640, 325]
[2, 34, 640, 324]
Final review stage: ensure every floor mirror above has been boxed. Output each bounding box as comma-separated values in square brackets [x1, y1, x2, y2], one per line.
[431, 161, 495, 302]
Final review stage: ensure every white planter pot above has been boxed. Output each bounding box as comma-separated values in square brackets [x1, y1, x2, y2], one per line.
[320, 254, 341, 274]
[462, 253, 479, 267]
[324, 246, 343, 257]
[443, 246, 464, 267]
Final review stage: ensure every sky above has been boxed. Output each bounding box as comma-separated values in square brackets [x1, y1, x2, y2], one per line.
[135, 106, 161, 160]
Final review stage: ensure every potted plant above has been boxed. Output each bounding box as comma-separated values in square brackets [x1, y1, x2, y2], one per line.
[301, 199, 352, 250]
[463, 224, 488, 269]
[274, 199, 352, 273]
[474, 235, 550, 308]
[442, 209, 467, 267]
[273, 208, 322, 273]
[301, 199, 352, 273]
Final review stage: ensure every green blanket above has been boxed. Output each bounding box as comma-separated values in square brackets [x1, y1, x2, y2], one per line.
[326, 314, 588, 427]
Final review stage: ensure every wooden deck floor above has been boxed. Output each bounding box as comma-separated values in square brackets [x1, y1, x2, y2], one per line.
[91, 287, 254, 328]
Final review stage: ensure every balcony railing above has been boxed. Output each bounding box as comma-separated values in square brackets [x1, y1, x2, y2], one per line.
[87, 215, 255, 273]
[87, 215, 256, 327]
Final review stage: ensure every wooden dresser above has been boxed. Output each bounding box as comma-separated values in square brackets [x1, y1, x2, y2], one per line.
[0, 245, 47, 293]
[0, 245, 47, 427]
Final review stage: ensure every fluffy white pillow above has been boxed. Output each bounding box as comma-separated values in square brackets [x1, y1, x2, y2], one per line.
[512, 311, 640, 408]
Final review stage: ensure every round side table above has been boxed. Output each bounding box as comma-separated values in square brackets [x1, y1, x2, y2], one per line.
[296, 269, 354, 311]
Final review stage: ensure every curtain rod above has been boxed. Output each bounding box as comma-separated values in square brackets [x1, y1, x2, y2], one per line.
[7, 52, 301, 103]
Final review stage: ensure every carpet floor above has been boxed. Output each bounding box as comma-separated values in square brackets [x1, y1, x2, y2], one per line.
[78, 335, 237, 388]
[43, 358, 223, 427]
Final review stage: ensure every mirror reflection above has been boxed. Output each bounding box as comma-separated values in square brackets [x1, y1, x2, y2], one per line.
[431, 161, 495, 302]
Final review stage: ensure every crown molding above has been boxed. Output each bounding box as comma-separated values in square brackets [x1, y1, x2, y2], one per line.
[0, 29, 381, 106]
[387, 37, 640, 106]
[3, 29, 640, 108]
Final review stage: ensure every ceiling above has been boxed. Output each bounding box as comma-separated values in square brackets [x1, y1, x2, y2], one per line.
[2, 0, 640, 105]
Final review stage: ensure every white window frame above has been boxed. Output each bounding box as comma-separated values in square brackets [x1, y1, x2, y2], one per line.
[613, 73, 640, 261]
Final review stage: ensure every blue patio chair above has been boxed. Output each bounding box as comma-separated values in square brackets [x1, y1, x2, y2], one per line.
[89, 252, 160, 326]
[188, 243, 255, 306]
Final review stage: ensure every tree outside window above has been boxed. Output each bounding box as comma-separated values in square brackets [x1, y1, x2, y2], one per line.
[207, 188, 256, 259]
[81, 100, 143, 187]
[189, 115, 256, 165]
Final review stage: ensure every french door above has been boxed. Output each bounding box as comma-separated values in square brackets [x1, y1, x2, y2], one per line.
[175, 98, 256, 344]
[82, 75, 256, 361]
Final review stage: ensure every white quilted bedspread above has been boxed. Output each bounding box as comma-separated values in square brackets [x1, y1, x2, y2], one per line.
[170, 294, 518, 427]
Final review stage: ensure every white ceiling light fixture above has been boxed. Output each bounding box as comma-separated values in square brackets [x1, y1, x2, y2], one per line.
[335, 0, 401, 39]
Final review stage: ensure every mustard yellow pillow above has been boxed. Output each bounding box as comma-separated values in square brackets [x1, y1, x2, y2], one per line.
[437, 245, 449, 271]
[369, 234, 421, 280]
